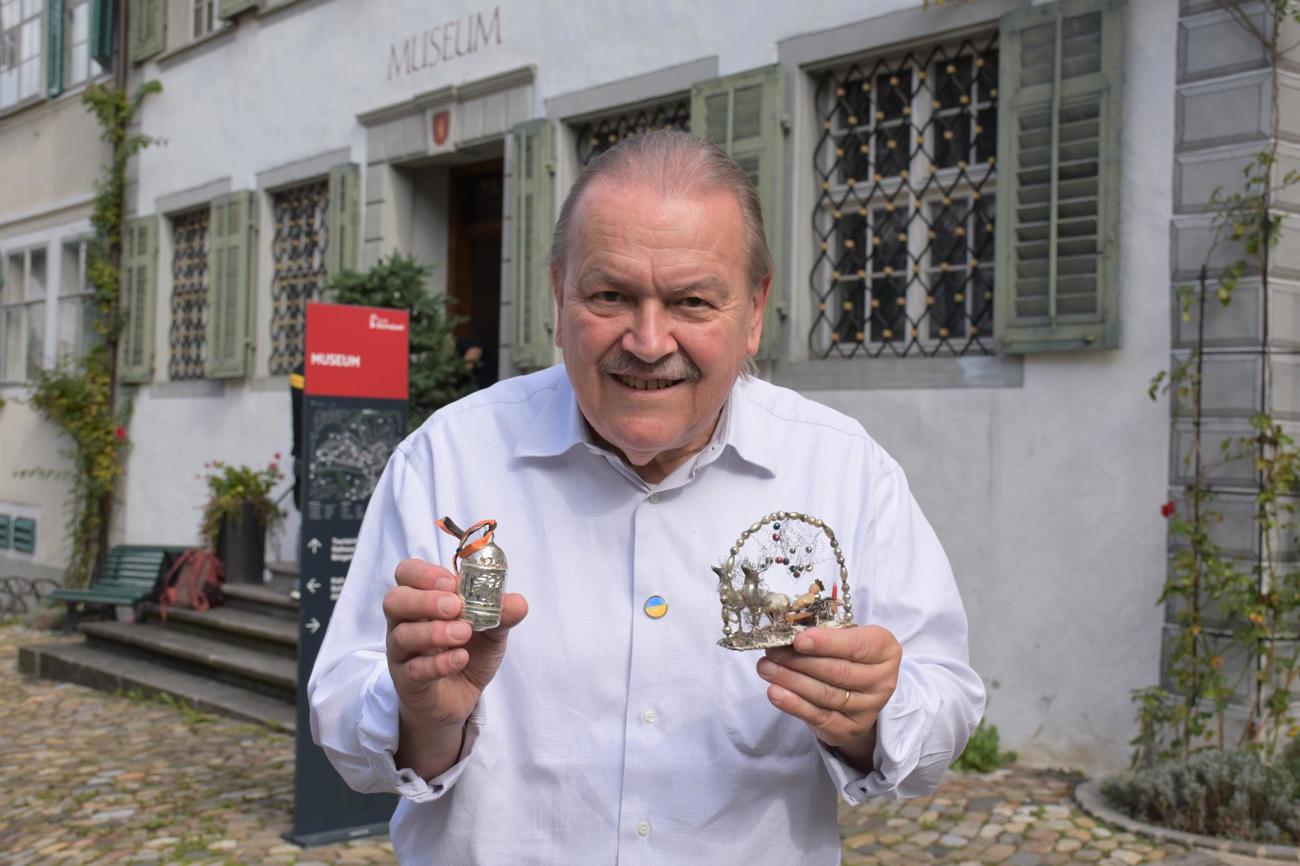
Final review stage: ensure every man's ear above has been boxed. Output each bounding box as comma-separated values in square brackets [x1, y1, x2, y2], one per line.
[746, 274, 773, 356]
[551, 263, 565, 348]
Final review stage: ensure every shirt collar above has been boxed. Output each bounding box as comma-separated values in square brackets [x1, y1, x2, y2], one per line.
[513, 366, 778, 478]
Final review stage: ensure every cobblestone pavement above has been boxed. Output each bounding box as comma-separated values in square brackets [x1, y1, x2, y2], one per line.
[0, 624, 1236, 865]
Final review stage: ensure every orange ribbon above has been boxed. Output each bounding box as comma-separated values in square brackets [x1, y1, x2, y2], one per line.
[436, 516, 497, 572]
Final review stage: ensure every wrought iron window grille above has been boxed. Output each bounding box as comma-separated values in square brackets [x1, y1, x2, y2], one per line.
[574, 99, 691, 166]
[810, 34, 999, 359]
[270, 180, 329, 375]
[169, 208, 210, 380]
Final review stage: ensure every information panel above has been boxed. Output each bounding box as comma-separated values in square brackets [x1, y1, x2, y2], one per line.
[291, 303, 408, 846]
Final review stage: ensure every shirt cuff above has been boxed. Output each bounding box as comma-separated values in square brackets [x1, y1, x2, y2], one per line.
[355, 666, 484, 803]
[817, 666, 932, 805]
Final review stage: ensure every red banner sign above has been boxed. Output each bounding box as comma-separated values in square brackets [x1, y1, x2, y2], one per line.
[305, 303, 409, 400]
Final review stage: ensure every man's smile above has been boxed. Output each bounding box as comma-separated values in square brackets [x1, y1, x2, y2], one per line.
[611, 373, 687, 391]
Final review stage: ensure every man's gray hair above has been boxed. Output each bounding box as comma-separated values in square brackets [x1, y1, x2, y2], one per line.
[548, 129, 774, 293]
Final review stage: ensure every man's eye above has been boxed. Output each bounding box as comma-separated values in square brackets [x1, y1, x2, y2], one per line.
[593, 291, 623, 303]
[678, 297, 710, 309]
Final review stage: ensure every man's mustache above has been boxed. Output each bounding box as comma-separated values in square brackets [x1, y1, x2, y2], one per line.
[598, 350, 702, 381]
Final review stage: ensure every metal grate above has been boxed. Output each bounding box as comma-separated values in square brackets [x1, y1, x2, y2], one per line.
[810, 35, 998, 358]
[575, 99, 691, 166]
[168, 208, 210, 380]
[270, 180, 330, 375]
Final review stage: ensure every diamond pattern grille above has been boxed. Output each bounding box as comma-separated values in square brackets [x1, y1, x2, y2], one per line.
[575, 99, 690, 166]
[270, 180, 329, 375]
[169, 208, 209, 380]
[810, 36, 999, 358]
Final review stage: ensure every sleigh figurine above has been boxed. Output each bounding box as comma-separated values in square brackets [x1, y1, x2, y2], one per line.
[714, 511, 854, 651]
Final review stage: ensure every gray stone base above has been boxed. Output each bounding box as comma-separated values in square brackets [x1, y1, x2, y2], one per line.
[1074, 779, 1300, 863]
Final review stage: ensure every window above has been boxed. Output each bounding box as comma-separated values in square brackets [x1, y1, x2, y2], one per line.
[192, 0, 220, 39]
[270, 179, 329, 374]
[169, 208, 210, 380]
[1, 246, 47, 382]
[0, 0, 42, 110]
[574, 98, 690, 167]
[65, 0, 104, 87]
[810, 35, 998, 358]
[57, 239, 98, 362]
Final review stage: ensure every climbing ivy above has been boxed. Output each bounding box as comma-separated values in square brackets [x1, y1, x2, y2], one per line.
[23, 81, 160, 588]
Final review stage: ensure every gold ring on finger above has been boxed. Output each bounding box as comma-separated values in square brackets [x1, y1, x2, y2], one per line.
[841, 689, 852, 709]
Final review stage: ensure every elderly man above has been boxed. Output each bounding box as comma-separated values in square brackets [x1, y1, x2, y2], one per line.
[310, 130, 984, 865]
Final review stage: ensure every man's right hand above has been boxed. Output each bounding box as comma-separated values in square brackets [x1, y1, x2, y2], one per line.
[384, 558, 528, 779]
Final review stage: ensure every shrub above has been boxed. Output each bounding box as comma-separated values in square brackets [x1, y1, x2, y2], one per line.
[1101, 749, 1300, 844]
[327, 254, 478, 431]
[952, 721, 1017, 773]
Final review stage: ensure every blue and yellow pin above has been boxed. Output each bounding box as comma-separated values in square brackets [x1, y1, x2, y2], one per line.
[643, 595, 668, 619]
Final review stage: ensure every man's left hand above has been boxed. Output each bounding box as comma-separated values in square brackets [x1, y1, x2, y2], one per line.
[758, 625, 902, 772]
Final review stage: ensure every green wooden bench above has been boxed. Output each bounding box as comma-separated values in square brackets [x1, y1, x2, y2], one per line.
[49, 544, 191, 629]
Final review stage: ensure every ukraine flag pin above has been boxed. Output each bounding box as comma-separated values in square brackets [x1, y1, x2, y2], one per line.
[643, 595, 668, 619]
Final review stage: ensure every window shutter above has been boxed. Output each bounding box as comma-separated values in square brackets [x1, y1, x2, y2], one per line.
[326, 164, 361, 278]
[47, 0, 66, 98]
[993, 0, 1124, 353]
[90, 0, 115, 67]
[12, 517, 35, 554]
[511, 119, 557, 372]
[206, 192, 256, 378]
[119, 216, 158, 383]
[691, 65, 786, 360]
[128, 0, 164, 63]
[0, 514, 10, 549]
[218, 0, 257, 20]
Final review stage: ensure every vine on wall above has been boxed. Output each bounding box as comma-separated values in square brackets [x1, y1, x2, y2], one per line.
[1133, 0, 1300, 765]
[23, 81, 160, 588]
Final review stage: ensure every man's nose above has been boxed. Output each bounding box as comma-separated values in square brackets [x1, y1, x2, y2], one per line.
[622, 303, 677, 362]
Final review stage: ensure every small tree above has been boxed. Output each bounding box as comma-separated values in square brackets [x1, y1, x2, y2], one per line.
[327, 254, 478, 431]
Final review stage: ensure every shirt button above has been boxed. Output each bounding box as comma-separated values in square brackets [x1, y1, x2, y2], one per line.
[648, 492, 661, 504]
[636, 821, 651, 837]
[642, 708, 657, 724]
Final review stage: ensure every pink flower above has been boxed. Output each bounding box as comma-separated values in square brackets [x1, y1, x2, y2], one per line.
[113, 426, 127, 442]
[273, 452, 282, 461]
[1161, 501, 1177, 518]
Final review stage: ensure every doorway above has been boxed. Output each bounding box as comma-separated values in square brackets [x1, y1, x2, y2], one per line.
[447, 159, 503, 388]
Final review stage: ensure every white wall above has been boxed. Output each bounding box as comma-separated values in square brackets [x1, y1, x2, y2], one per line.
[118, 0, 1180, 773]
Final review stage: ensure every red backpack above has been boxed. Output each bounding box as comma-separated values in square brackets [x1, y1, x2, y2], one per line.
[156, 549, 225, 619]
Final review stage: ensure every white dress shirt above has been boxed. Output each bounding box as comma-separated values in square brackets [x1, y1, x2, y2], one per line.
[309, 364, 984, 865]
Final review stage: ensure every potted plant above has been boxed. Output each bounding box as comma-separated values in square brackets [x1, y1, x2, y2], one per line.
[200, 456, 285, 584]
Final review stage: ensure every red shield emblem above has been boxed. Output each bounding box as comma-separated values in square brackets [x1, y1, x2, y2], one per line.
[432, 111, 450, 147]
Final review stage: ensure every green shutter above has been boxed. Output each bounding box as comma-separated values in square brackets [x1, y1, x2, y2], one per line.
[47, 0, 66, 98]
[691, 65, 786, 360]
[90, 0, 115, 67]
[511, 119, 557, 371]
[993, 0, 1124, 353]
[0, 515, 10, 550]
[118, 216, 158, 383]
[326, 164, 361, 278]
[128, 0, 164, 63]
[206, 191, 257, 378]
[218, 0, 257, 20]
[12, 517, 35, 554]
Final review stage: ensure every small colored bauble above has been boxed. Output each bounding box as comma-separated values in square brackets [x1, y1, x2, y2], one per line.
[713, 512, 854, 651]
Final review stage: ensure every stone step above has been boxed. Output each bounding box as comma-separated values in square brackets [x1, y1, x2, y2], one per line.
[80, 620, 297, 700]
[224, 574, 299, 621]
[141, 602, 299, 654]
[267, 560, 299, 579]
[18, 639, 296, 732]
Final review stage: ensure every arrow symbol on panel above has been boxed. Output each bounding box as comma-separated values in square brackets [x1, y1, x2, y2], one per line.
[305, 578, 321, 594]
[305, 618, 321, 634]
[307, 538, 322, 554]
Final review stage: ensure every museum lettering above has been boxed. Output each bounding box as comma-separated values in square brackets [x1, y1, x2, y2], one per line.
[387, 7, 503, 81]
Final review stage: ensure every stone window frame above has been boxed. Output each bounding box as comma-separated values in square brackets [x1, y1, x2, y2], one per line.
[774, 0, 1028, 391]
